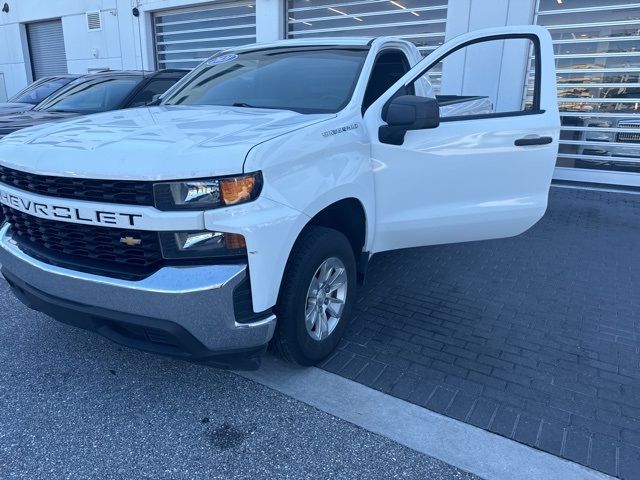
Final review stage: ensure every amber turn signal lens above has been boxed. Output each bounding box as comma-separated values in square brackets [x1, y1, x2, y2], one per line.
[224, 233, 246, 250]
[220, 176, 257, 205]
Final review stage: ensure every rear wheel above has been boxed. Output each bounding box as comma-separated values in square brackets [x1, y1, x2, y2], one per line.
[273, 226, 357, 366]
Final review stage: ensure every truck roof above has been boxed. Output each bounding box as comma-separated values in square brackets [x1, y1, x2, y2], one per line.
[241, 37, 375, 50]
[225, 36, 415, 52]
[231, 36, 407, 51]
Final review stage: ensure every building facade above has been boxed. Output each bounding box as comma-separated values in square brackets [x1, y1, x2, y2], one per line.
[0, 0, 638, 186]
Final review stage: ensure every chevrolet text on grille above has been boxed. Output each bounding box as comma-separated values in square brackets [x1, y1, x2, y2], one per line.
[0, 190, 142, 227]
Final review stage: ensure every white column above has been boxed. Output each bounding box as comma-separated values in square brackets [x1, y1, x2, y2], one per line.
[444, 0, 472, 42]
[445, 0, 536, 37]
[127, 0, 162, 71]
[256, 0, 285, 43]
[441, 0, 537, 110]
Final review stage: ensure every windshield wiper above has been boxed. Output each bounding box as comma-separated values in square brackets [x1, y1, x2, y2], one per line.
[43, 109, 79, 114]
[232, 102, 258, 108]
[231, 102, 297, 112]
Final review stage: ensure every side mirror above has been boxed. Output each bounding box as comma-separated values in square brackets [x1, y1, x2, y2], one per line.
[379, 95, 440, 145]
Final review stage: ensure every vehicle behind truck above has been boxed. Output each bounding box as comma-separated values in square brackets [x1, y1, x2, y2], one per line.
[0, 69, 187, 140]
[0, 26, 560, 369]
[0, 75, 81, 115]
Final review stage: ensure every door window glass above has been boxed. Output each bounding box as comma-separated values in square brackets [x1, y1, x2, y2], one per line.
[129, 79, 180, 106]
[404, 36, 540, 119]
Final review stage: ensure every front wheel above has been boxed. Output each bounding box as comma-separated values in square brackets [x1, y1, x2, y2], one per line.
[273, 226, 357, 366]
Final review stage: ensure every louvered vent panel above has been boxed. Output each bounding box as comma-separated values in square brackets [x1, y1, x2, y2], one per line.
[86, 11, 102, 31]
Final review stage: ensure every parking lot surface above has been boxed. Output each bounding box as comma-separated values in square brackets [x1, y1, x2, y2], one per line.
[325, 186, 640, 479]
[0, 281, 477, 480]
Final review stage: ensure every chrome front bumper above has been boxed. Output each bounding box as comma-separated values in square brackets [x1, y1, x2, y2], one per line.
[0, 224, 276, 363]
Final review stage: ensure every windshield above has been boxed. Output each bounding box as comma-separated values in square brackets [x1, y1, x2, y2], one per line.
[161, 47, 369, 114]
[9, 77, 76, 105]
[36, 77, 140, 114]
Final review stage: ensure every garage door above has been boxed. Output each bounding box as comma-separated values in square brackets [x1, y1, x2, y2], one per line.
[27, 19, 68, 79]
[534, 0, 640, 186]
[287, 0, 448, 56]
[153, 1, 257, 70]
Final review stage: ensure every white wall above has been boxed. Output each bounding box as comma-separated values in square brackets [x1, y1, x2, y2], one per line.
[0, 0, 133, 96]
[62, 7, 124, 73]
[0, 21, 30, 98]
[443, 0, 536, 112]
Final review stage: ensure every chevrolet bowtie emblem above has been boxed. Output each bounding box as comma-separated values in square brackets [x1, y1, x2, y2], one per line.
[120, 236, 142, 247]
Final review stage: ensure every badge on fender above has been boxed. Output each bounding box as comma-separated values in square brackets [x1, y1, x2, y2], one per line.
[322, 123, 359, 138]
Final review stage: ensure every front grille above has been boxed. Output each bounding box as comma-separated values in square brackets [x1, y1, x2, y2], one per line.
[2, 207, 164, 280]
[0, 165, 155, 206]
[616, 123, 640, 144]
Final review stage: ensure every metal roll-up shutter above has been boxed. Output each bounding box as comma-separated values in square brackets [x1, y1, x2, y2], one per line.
[533, 0, 640, 185]
[287, 0, 448, 56]
[153, 1, 256, 70]
[27, 19, 68, 79]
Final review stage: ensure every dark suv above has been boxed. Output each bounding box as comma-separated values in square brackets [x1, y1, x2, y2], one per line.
[0, 75, 82, 116]
[0, 70, 187, 139]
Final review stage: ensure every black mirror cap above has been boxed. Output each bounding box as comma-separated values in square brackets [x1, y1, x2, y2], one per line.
[380, 95, 440, 145]
[386, 95, 440, 128]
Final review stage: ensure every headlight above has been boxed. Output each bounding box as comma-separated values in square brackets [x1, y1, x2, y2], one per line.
[153, 172, 262, 211]
[159, 231, 247, 260]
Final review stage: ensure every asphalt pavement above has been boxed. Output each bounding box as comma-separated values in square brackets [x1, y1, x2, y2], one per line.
[0, 278, 478, 480]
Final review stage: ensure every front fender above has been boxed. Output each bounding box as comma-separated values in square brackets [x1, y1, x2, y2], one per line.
[295, 185, 374, 253]
[203, 197, 310, 313]
[244, 113, 376, 253]
[203, 188, 373, 313]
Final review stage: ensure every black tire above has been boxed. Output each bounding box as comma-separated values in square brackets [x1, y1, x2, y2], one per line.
[272, 226, 357, 366]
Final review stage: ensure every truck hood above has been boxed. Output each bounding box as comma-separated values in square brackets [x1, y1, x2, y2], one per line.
[0, 106, 334, 180]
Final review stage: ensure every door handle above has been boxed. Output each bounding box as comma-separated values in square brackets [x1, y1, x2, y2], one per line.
[514, 136, 553, 146]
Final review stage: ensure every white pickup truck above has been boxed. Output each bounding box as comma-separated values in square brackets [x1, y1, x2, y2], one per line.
[0, 26, 559, 369]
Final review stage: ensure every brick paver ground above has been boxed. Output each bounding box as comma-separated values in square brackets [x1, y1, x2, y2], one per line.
[322, 186, 640, 479]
